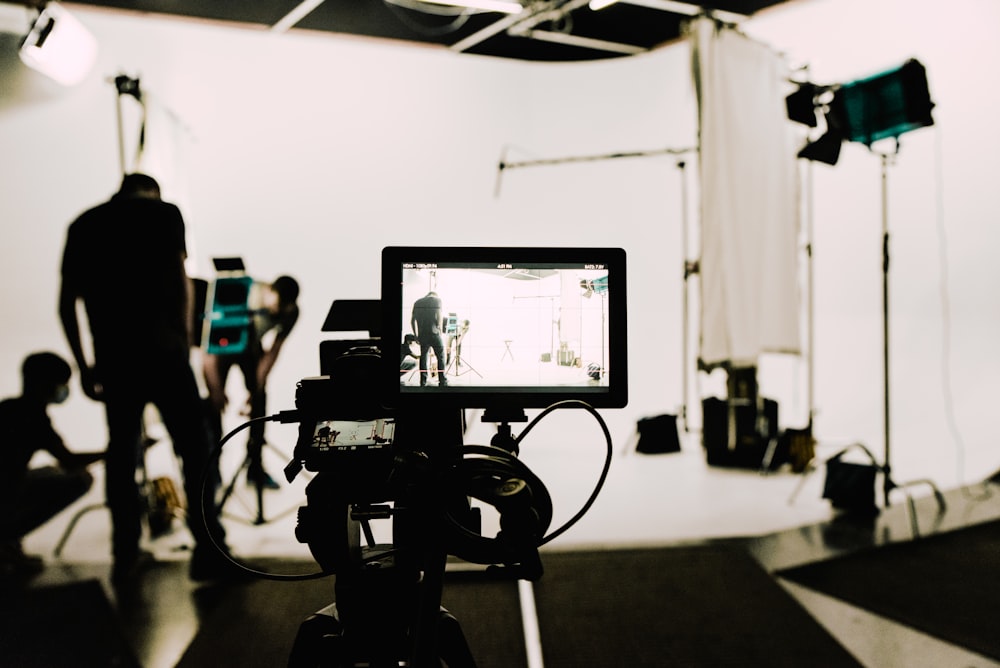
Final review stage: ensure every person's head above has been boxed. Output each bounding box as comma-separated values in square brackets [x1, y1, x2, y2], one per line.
[21, 352, 72, 404]
[118, 173, 161, 200]
[270, 275, 299, 311]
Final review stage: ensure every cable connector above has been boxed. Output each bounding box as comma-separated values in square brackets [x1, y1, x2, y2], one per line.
[272, 409, 300, 424]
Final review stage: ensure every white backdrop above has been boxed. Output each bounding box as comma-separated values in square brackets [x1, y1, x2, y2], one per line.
[1, 0, 999, 497]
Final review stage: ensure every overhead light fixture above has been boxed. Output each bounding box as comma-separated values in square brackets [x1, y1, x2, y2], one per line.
[418, 0, 524, 13]
[790, 59, 935, 165]
[589, 0, 619, 10]
[19, 2, 98, 86]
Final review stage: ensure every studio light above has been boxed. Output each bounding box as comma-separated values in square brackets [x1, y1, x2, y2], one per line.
[788, 58, 943, 509]
[784, 82, 819, 127]
[19, 2, 98, 86]
[829, 59, 935, 146]
[796, 128, 841, 166]
[790, 59, 935, 165]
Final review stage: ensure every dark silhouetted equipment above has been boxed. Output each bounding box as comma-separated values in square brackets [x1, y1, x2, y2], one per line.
[702, 366, 783, 470]
[789, 58, 935, 166]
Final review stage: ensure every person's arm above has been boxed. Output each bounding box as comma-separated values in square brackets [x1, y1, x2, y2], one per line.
[60, 449, 106, 472]
[176, 252, 196, 347]
[58, 279, 102, 401]
[255, 307, 298, 389]
[43, 423, 104, 472]
[164, 200, 195, 347]
[255, 333, 286, 389]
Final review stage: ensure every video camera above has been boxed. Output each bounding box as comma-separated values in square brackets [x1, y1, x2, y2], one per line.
[283, 246, 627, 667]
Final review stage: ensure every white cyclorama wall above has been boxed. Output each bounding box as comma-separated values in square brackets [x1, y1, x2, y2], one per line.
[0, 0, 998, 493]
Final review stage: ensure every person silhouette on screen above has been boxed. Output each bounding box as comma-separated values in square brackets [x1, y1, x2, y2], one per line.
[400, 333, 419, 379]
[410, 291, 448, 387]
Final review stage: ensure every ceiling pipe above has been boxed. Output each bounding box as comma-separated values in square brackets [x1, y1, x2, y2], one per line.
[514, 28, 645, 55]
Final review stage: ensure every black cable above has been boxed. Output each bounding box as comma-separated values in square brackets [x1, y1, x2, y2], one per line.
[199, 413, 333, 582]
[514, 399, 614, 545]
[931, 127, 992, 501]
[201, 400, 613, 578]
[444, 444, 554, 565]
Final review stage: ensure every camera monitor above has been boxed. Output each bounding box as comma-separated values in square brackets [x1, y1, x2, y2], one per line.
[381, 246, 627, 413]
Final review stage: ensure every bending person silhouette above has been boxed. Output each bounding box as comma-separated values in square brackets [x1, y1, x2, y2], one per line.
[202, 275, 299, 489]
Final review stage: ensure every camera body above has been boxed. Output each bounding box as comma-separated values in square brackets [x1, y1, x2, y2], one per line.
[293, 346, 394, 477]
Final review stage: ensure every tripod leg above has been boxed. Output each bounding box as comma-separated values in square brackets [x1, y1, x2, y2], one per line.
[216, 452, 267, 525]
[253, 469, 265, 525]
[438, 608, 478, 668]
[216, 453, 250, 512]
[288, 604, 344, 668]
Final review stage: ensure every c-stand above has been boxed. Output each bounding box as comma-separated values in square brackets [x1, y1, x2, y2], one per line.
[216, 436, 289, 525]
[444, 321, 482, 380]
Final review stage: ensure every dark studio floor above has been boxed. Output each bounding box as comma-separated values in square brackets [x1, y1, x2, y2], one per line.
[8, 446, 1000, 668]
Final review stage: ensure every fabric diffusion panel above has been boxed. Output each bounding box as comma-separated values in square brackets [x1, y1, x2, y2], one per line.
[691, 17, 801, 367]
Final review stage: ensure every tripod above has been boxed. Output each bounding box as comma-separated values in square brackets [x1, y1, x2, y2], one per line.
[285, 403, 551, 668]
[207, 353, 299, 525]
[216, 435, 289, 526]
[444, 322, 482, 380]
[287, 475, 481, 668]
[279, 339, 609, 667]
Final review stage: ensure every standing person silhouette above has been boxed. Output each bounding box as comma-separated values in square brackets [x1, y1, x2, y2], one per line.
[410, 291, 448, 387]
[59, 173, 239, 585]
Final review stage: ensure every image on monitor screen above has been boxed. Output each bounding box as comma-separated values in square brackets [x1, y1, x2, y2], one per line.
[381, 246, 627, 411]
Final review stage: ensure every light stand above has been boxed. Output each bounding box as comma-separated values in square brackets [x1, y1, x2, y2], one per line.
[788, 58, 947, 520]
[875, 144, 945, 517]
[678, 156, 698, 434]
[112, 74, 144, 177]
[879, 147, 893, 507]
[444, 322, 482, 380]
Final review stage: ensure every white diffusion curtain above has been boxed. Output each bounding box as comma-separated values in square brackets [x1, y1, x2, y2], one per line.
[690, 16, 800, 368]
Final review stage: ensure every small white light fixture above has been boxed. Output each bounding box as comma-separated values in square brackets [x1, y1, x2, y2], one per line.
[19, 2, 98, 86]
[588, 0, 620, 10]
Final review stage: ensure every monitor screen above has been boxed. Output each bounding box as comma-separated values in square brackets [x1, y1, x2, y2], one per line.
[380, 246, 627, 412]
